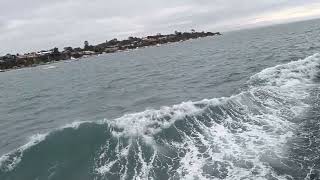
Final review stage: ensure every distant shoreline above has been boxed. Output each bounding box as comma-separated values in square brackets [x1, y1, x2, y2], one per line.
[0, 31, 221, 71]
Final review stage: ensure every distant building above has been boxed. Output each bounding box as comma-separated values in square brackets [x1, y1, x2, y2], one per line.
[82, 51, 96, 55]
[37, 50, 53, 56]
[104, 46, 119, 53]
[142, 37, 158, 42]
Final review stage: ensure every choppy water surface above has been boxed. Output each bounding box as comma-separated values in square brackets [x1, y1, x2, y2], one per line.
[1, 19, 320, 180]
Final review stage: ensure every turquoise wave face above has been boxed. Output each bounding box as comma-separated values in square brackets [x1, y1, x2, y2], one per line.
[1, 53, 320, 180]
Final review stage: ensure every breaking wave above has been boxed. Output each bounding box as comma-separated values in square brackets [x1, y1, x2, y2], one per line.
[1, 54, 320, 180]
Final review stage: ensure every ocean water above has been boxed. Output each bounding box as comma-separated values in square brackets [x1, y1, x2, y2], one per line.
[0, 19, 320, 180]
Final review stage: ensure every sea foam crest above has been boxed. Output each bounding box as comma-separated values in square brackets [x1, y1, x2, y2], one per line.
[108, 100, 219, 138]
[251, 53, 319, 87]
[106, 53, 320, 140]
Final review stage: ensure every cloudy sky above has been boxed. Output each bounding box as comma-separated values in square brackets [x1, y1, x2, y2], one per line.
[1, 0, 320, 55]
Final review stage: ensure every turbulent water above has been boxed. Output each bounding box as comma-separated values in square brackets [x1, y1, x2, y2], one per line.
[1, 19, 320, 180]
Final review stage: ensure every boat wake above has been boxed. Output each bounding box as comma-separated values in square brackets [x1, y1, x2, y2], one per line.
[1, 54, 320, 180]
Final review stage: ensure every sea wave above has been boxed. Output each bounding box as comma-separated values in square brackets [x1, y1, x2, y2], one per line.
[0, 133, 47, 172]
[1, 53, 319, 179]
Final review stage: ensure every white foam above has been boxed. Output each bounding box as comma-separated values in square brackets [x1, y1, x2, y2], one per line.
[95, 160, 118, 175]
[108, 101, 204, 138]
[250, 53, 319, 90]
[61, 121, 91, 129]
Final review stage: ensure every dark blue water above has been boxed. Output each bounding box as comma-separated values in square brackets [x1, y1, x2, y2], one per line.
[0, 19, 320, 180]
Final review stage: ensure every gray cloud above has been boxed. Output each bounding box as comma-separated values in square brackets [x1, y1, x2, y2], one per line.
[0, 0, 320, 54]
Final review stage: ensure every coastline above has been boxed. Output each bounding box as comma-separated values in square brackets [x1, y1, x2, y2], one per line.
[0, 31, 221, 72]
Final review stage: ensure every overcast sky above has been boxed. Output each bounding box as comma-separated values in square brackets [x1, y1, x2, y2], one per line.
[1, 0, 320, 55]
